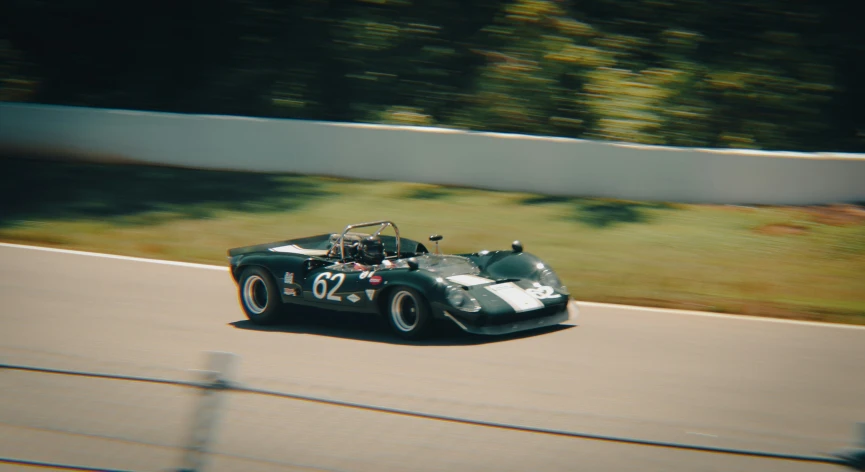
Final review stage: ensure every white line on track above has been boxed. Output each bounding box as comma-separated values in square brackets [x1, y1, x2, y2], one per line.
[2, 241, 864, 331]
[0, 242, 228, 271]
[577, 301, 865, 330]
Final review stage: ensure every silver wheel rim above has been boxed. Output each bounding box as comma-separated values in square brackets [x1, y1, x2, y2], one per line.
[242, 275, 268, 315]
[391, 291, 419, 332]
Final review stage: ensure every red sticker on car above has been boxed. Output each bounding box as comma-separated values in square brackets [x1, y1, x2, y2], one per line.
[369, 276, 382, 285]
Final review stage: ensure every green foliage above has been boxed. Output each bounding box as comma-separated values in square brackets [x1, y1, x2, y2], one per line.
[1, 0, 861, 151]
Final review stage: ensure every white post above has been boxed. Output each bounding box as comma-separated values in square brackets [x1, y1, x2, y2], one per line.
[178, 351, 239, 472]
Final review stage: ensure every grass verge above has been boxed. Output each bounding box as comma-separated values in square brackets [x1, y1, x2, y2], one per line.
[2, 156, 864, 325]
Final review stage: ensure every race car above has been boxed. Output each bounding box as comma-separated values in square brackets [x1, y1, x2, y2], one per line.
[227, 220, 578, 339]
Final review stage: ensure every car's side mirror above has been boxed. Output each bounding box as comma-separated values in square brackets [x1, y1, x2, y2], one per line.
[407, 258, 419, 271]
[512, 240, 523, 253]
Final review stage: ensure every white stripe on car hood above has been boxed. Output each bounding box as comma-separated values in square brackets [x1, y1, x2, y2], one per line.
[446, 275, 496, 286]
[269, 244, 329, 256]
[485, 282, 544, 312]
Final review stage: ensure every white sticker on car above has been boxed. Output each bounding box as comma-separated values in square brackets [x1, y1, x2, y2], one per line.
[447, 275, 495, 287]
[485, 283, 544, 312]
[283, 272, 294, 284]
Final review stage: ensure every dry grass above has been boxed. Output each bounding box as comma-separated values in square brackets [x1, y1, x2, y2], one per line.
[2, 157, 864, 325]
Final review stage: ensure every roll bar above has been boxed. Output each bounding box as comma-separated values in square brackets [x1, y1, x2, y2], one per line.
[334, 220, 400, 262]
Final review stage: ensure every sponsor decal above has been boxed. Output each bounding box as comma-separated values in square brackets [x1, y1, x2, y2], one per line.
[485, 282, 544, 312]
[369, 275, 383, 286]
[365, 289, 376, 301]
[284, 288, 297, 296]
[347, 294, 361, 303]
[447, 275, 495, 287]
[359, 270, 375, 280]
[283, 272, 294, 284]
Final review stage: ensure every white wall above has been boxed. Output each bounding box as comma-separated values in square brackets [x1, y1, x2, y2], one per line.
[2, 102, 863, 204]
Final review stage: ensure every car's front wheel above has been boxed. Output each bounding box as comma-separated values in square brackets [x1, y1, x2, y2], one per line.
[386, 287, 433, 340]
[238, 267, 282, 325]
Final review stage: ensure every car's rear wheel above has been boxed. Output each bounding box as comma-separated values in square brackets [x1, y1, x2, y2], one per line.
[386, 287, 432, 340]
[238, 267, 282, 325]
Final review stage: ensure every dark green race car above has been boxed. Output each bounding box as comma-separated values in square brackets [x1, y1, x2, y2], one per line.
[228, 220, 578, 339]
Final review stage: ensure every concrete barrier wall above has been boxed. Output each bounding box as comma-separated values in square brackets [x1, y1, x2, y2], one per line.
[2, 102, 864, 204]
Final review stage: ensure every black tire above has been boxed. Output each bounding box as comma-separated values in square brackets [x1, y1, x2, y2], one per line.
[385, 287, 433, 340]
[238, 267, 283, 325]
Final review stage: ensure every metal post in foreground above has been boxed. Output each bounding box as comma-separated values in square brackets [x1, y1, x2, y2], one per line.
[177, 351, 239, 472]
[833, 422, 865, 471]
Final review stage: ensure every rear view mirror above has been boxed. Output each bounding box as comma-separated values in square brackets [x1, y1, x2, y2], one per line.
[429, 234, 444, 254]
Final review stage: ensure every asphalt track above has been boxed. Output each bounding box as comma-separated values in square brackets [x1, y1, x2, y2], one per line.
[1, 243, 864, 472]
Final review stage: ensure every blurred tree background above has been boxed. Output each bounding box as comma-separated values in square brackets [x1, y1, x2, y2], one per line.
[0, 0, 862, 151]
